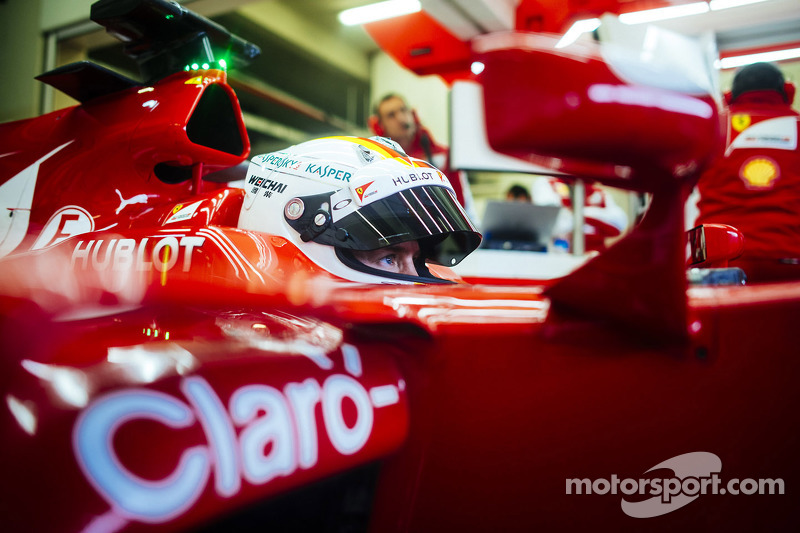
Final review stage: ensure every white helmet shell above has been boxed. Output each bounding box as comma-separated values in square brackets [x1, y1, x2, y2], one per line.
[237, 136, 481, 283]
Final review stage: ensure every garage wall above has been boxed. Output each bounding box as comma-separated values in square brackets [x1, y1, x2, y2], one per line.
[0, 0, 44, 122]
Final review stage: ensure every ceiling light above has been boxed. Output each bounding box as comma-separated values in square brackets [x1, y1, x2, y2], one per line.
[709, 0, 770, 10]
[619, 2, 709, 24]
[471, 61, 485, 75]
[339, 0, 421, 26]
[719, 47, 800, 69]
[556, 18, 601, 48]
[7, 395, 37, 436]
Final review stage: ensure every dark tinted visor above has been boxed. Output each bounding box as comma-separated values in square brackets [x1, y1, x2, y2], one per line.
[335, 186, 481, 266]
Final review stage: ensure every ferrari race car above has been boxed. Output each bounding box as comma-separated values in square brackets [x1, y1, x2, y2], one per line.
[0, 0, 798, 531]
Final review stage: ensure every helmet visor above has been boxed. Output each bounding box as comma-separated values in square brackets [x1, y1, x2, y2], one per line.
[334, 186, 481, 266]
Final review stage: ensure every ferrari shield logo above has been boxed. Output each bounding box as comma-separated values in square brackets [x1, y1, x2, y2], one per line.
[731, 114, 751, 132]
[355, 181, 375, 202]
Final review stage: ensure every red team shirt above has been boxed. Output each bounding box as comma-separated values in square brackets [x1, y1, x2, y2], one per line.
[696, 90, 800, 282]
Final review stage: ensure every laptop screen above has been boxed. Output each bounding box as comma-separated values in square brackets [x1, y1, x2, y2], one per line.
[481, 201, 562, 246]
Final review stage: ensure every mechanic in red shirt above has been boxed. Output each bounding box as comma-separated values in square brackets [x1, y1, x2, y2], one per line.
[695, 62, 800, 282]
[370, 93, 471, 209]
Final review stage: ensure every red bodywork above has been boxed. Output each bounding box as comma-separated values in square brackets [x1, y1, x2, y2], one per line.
[1, 2, 798, 532]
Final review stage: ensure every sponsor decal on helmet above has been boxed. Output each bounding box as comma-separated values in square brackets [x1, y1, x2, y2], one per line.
[305, 163, 352, 182]
[259, 153, 303, 171]
[355, 181, 375, 202]
[329, 189, 357, 221]
[391, 171, 440, 188]
[247, 174, 288, 198]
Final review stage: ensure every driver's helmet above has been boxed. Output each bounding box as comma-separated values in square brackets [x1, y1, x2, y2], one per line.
[237, 136, 481, 283]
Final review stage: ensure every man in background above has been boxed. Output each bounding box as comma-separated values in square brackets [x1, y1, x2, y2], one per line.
[506, 184, 532, 202]
[695, 62, 800, 282]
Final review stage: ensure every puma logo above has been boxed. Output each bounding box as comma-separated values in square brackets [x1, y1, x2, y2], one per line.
[115, 189, 158, 214]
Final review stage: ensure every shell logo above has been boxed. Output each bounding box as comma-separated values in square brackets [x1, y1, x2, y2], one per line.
[740, 157, 780, 189]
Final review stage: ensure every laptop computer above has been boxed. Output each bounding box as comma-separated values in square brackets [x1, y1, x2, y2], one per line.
[480, 201, 563, 251]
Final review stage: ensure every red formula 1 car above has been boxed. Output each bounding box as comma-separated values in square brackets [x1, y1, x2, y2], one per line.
[0, 1, 798, 531]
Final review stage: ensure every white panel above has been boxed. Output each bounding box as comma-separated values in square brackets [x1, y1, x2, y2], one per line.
[452, 0, 516, 32]
[0, 142, 73, 258]
[619, 0, 800, 37]
[598, 15, 719, 97]
[422, 0, 482, 39]
[449, 80, 565, 175]
[422, 0, 517, 38]
[451, 248, 588, 280]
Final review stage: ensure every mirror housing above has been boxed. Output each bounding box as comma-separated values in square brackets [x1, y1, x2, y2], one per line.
[474, 32, 720, 192]
[470, 32, 722, 339]
[687, 224, 745, 269]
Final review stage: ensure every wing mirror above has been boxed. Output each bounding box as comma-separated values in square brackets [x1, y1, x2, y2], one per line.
[687, 224, 745, 268]
[473, 32, 720, 192]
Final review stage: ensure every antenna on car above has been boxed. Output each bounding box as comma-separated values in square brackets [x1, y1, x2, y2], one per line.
[36, 0, 261, 103]
[90, 0, 261, 84]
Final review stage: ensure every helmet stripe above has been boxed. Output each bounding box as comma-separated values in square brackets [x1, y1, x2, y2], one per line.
[321, 136, 438, 169]
[322, 136, 400, 159]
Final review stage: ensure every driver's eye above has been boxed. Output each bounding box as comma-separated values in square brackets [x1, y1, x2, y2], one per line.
[380, 254, 396, 266]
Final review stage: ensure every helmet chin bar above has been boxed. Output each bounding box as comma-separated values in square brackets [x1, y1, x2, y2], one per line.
[335, 248, 453, 284]
[284, 192, 336, 243]
[284, 191, 374, 248]
[299, 208, 332, 242]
